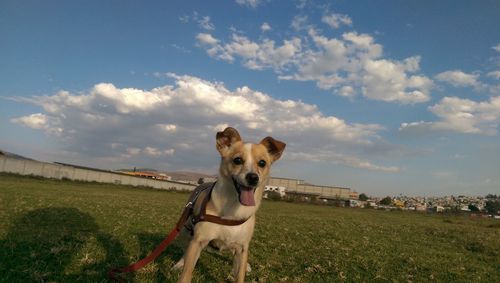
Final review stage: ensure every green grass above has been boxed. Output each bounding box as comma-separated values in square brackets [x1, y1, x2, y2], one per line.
[0, 173, 499, 282]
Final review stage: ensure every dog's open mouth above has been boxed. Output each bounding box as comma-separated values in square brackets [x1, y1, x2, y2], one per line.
[232, 177, 256, 206]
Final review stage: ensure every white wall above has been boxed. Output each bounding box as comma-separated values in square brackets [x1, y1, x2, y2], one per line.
[0, 155, 197, 191]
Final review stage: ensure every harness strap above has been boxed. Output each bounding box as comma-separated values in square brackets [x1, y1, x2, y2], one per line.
[192, 183, 249, 226]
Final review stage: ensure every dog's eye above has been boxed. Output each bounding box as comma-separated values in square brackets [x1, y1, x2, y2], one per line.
[258, 160, 266, 168]
[233, 157, 243, 165]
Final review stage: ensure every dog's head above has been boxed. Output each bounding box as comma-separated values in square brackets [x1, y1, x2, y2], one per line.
[216, 127, 285, 207]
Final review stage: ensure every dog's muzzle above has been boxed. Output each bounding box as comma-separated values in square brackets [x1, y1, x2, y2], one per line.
[232, 176, 257, 206]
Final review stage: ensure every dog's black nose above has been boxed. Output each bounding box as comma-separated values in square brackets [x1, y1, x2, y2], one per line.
[246, 173, 259, 186]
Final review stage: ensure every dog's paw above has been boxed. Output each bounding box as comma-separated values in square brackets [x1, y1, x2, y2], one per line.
[172, 258, 184, 270]
[246, 262, 252, 273]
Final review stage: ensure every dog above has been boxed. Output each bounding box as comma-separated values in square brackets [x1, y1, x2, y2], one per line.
[173, 127, 285, 283]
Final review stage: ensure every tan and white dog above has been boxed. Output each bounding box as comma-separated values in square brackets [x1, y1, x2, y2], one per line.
[174, 127, 285, 283]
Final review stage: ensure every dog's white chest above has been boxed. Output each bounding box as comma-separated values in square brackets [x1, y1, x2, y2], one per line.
[210, 224, 252, 251]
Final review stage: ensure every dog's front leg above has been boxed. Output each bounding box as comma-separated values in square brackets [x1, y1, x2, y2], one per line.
[232, 245, 249, 283]
[177, 238, 208, 283]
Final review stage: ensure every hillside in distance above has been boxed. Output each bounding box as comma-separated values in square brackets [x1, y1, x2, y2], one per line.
[116, 168, 216, 183]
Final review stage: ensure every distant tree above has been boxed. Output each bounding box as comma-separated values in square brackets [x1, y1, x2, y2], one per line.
[359, 193, 368, 201]
[197, 178, 204, 185]
[485, 200, 500, 215]
[380, 196, 392, 206]
[468, 204, 479, 212]
[485, 194, 498, 199]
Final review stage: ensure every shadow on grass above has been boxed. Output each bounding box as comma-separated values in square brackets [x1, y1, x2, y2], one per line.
[0, 207, 128, 282]
[0, 207, 232, 282]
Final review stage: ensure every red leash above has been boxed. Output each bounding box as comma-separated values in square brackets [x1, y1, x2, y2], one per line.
[107, 226, 180, 282]
[107, 196, 195, 282]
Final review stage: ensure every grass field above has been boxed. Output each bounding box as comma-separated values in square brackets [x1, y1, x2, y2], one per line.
[0, 173, 499, 282]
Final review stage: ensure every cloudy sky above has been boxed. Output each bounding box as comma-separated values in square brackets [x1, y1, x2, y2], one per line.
[1, 0, 499, 196]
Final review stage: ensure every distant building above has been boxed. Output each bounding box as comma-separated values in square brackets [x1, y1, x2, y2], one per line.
[268, 177, 352, 200]
[349, 191, 359, 199]
[393, 199, 405, 208]
[433, 205, 445, 213]
[264, 185, 286, 198]
[347, 199, 361, 207]
[415, 203, 427, 212]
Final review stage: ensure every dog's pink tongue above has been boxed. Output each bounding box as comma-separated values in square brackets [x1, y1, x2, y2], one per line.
[239, 189, 256, 206]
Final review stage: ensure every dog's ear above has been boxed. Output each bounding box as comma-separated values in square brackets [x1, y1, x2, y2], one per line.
[260, 136, 286, 162]
[216, 127, 242, 154]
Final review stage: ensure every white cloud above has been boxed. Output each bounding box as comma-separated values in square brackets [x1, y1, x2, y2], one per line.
[295, 31, 430, 103]
[260, 22, 271, 32]
[493, 44, 500, 52]
[342, 32, 379, 51]
[362, 58, 432, 103]
[143, 147, 175, 157]
[435, 70, 482, 88]
[290, 15, 310, 31]
[322, 12, 352, 29]
[228, 25, 245, 34]
[487, 70, 500, 79]
[157, 123, 177, 132]
[337, 86, 355, 97]
[11, 113, 49, 129]
[126, 147, 141, 156]
[196, 33, 219, 45]
[10, 74, 397, 172]
[10, 112, 64, 136]
[179, 12, 215, 31]
[400, 96, 500, 135]
[121, 146, 174, 158]
[198, 16, 215, 31]
[179, 15, 190, 23]
[196, 33, 302, 71]
[197, 28, 433, 104]
[169, 44, 191, 53]
[235, 0, 261, 8]
[287, 151, 400, 172]
[91, 83, 172, 114]
[296, 0, 308, 9]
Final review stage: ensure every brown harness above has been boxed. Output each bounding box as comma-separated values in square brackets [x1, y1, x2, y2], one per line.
[185, 182, 249, 234]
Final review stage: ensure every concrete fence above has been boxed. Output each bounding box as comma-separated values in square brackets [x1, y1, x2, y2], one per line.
[268, 176, 353, 200]
[0, 155, 197, 191]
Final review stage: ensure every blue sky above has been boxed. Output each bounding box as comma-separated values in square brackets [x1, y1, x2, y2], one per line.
[1, 0, 499, 196]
